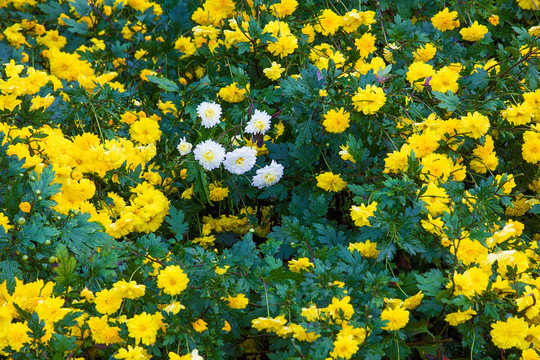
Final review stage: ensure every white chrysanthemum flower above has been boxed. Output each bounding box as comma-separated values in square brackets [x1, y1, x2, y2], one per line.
[191, 349, 204, 360]
[177, 137, 193, 155]
[223, 147, 257, 174]
[197, 101, 222, 128]
[252, 160, 284, 188]
[245, 109, 272, 135]
[193, 140, 225, 171]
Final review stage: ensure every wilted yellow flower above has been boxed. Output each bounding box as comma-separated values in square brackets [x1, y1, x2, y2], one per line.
[445, 308, 477, 326]
[192, 318, 208, 332]
[225, 294, 249, 309]
[288, 257, 314, 273]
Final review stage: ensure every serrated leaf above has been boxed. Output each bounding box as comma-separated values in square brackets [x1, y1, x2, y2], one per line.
[69, 0, 91, 16]
[166, 206, 188, 241]
[30, 167, 61, 199]
[415, 269, 446, 296]
[266, 266, 303, 282]
[37, 2, 65, 20]
[59, 213, 112, 258]
[0, 260, 23, 284]
[63, 18, 89, 35]
[137, 233, 168, 258]
[314, 223, 348, 246]
[432, 91, 460, 112]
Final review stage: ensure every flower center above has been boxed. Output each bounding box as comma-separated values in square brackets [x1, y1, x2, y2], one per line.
[255, 120, 265, 131]
[264, 173, 276, 184]
[202, 150, 215, 162]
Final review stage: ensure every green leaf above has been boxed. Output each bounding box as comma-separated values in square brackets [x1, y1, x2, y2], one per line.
[37, 2, 65, 20]
[230, 233, 259, 267]
[69, 0, 91, 16]
[19, 214, 61, 245]
[0, 260, 22, 284]
[266, 266, 303, 282]
[62, 18, 89, 35]
[50, 334, 77, 360]
[314, 223, 347, 246]
[415, 269, 446, 296]
[146, 75, 180, 93]
[462, 69, 490, 91]
[30, 167, 61, 200]
[166, 206, 188, 241]
[54, 244, 78, 290]
[432, 91, 460, 112]
[59, 213, 112, 258]
[137, 233, 168, 259]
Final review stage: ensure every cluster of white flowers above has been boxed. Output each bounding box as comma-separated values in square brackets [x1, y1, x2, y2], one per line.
[179, 102, 284, 188]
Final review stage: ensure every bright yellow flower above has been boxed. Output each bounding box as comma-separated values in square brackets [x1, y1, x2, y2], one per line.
[316, 172, 347, 192]
[351, 84, 386, 115]
[348, 240, 379, 258]
[355, 32, 377, 59]
[114, 345, 151, 360]
[413, 43, 437, 62]
[460, 21, 489, 41]
[350, 202, 377, 227]
[156, 265, 189, 296]
[406, 62, 435, 91]
[322, 108, 350, 133]
[431, 8, 460, 31]
[380, 306, 409, 331]
[315, 9, 343, 36]
[263, 62, 285, 81]
[126, 312, 161, 345]
[94, 288, 123, 315]
[430, 66, 460, 94]
[218, 82, 246, 103]
[516, 0, 540, 10]
[490, 317, 529, 350]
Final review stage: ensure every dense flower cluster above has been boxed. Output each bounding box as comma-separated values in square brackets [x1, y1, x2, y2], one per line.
[0, 0, 539, 359]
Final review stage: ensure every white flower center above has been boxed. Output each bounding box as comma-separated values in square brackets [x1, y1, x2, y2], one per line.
[264, 173, 276, 184]
[202, 150, 215, 162]
[180, 144, 190, 152]
[255, 120, 265, 131]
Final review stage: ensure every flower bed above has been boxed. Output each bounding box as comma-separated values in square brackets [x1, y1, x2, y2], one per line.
[0, 0, 539, 359]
